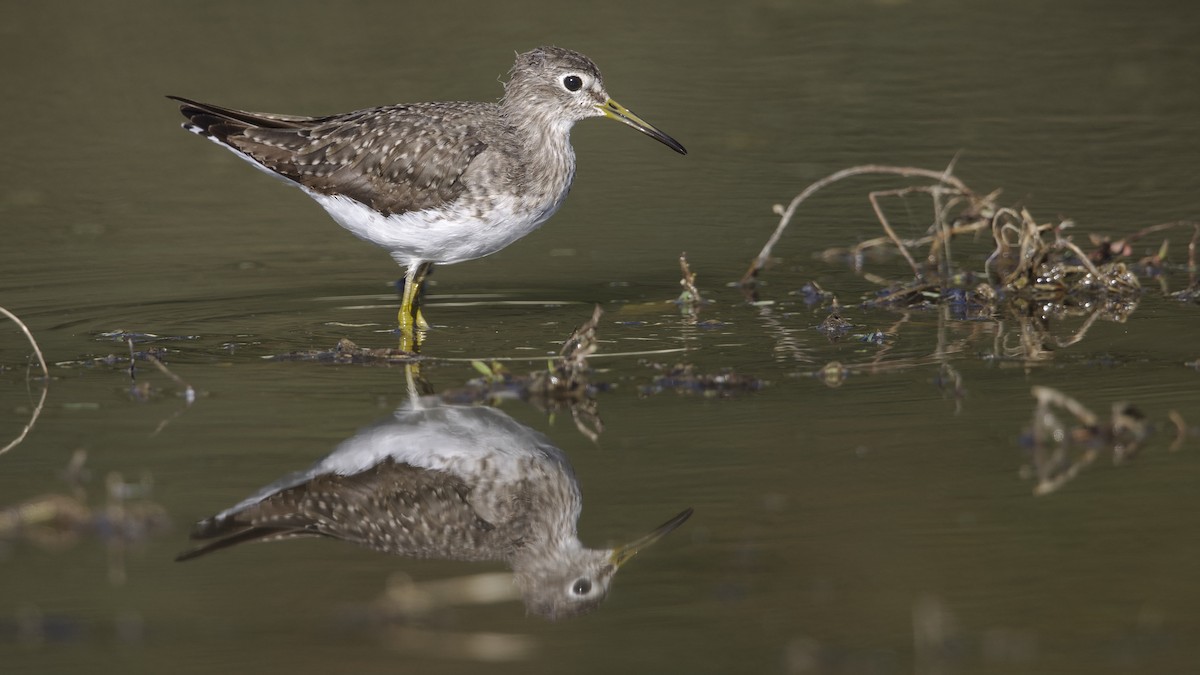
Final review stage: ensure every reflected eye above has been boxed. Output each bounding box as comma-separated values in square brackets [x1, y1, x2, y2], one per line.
[562, 75, 583, 92]
[571, 578, 592, 595]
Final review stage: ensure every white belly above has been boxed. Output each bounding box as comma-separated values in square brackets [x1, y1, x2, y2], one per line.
[308, 189, 568, 267]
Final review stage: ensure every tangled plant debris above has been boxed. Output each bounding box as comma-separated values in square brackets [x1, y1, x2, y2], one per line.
[739, 164, 1197, 323]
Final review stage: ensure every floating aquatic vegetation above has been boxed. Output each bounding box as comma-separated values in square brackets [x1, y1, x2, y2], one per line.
[639, 361, 766, 398]
[816, 305, 852, 339]
[265, 337, 419, 364]
[789, 281, 835, 306]
[54, 342, 174, 371]
[121, 338, 197, 410]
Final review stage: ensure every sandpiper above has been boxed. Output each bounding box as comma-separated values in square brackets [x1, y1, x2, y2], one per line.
[170, 46, 686, 351]
[176, 402, 693, 619]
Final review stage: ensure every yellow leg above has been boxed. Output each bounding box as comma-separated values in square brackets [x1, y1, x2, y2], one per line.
[413, 262, 433, 331]
[397, 265, 421, 352]
[397, 263, 432, 353]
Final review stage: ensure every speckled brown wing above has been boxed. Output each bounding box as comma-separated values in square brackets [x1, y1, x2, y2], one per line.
[176, 459, 507, 562]
[169, 96, 489, 216]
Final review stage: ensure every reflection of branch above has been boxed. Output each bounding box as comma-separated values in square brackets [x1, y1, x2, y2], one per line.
[147, 352, 197, 437]
[988, 302, 1122, 364]
[749, 303, 814, 365]
[799, 305, 987, 394]
[1190, 224, 1199, 287]
[1032, 385, 1097, 427]
[1028, 387, 1098, 496]
[1026, 387, 1155, 495]
[1168, 410, 1187, 452]
[1, 306, 49, 456]
[1050, 309, 1103, 350]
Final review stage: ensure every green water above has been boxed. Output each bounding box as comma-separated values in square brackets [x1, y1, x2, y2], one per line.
[2, 2, 1199, 673]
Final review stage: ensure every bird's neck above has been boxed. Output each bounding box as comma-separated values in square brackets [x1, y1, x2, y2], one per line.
[501, 102, 577, 196]
[510, 535, 587, 579]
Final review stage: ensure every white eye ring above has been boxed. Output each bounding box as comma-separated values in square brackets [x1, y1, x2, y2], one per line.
[562, 74, 584, 92]
[570, 577, 592, 595]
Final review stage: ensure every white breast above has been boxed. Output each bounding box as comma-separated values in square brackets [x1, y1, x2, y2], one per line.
[307, 184, 570, 267]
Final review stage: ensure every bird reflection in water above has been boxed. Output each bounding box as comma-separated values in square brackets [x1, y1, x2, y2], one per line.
[177, 400, 692, 620]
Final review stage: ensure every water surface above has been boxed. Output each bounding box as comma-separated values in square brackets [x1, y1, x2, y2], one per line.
[2, 2, 1199, 674]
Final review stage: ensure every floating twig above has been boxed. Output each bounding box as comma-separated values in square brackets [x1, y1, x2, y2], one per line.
[125, 337, 197, 436]
[145, 352, 196, 405]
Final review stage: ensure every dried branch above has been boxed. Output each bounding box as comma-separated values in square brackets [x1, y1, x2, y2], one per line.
[740, 164, 974, 288]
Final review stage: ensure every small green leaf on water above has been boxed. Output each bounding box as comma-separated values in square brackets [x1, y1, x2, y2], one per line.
[63, 402, 101, 410]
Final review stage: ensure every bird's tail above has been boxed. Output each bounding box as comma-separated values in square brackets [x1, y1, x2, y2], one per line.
[174, 513, 318, 562]
[166, 95, 308, 142]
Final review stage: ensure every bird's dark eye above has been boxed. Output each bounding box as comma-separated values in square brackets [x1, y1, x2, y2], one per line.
[571, 578, 592, 595]
[563, 75, 583, 92]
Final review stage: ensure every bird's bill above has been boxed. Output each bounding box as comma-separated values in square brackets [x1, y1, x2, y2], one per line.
[598, 98, 688, 155]
[609, 507, 694, 568]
